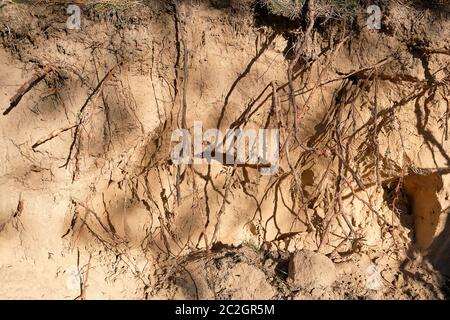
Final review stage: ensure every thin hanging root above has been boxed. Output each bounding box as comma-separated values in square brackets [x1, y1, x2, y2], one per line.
[32, 124, 77, 149]
[62, 62, 121, 169]
[373, 70, 382, 188]
[415, 47, 450, 56]
[288, 0, 316, 140]
[2, 64, 53, 115]
[211, 164, 236, 245]
[341, 175, 391, 226]
[75, 250, 92, 301]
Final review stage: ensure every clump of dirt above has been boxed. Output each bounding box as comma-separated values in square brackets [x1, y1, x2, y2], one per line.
[0, 0, 449, 299]
[151, 246, 276, 300]
[288, 250, 337, 291]
[150, 245, 445, 300]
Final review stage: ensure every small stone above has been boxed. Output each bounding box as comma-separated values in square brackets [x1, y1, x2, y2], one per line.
[288, 250, 336, 290]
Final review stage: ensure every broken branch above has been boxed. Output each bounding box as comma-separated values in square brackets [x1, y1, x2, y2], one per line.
[32, 124, 77, 149]
[2, 64, 53, 115]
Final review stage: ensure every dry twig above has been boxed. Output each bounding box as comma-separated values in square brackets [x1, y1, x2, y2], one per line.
[2, 64, 53, 115]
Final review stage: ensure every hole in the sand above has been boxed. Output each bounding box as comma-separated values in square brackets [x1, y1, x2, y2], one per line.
[301, 169, 315, 186]
[383, 173, 443, 251]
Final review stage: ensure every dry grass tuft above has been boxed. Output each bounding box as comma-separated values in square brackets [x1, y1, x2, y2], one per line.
[261, 0, 360, 20]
